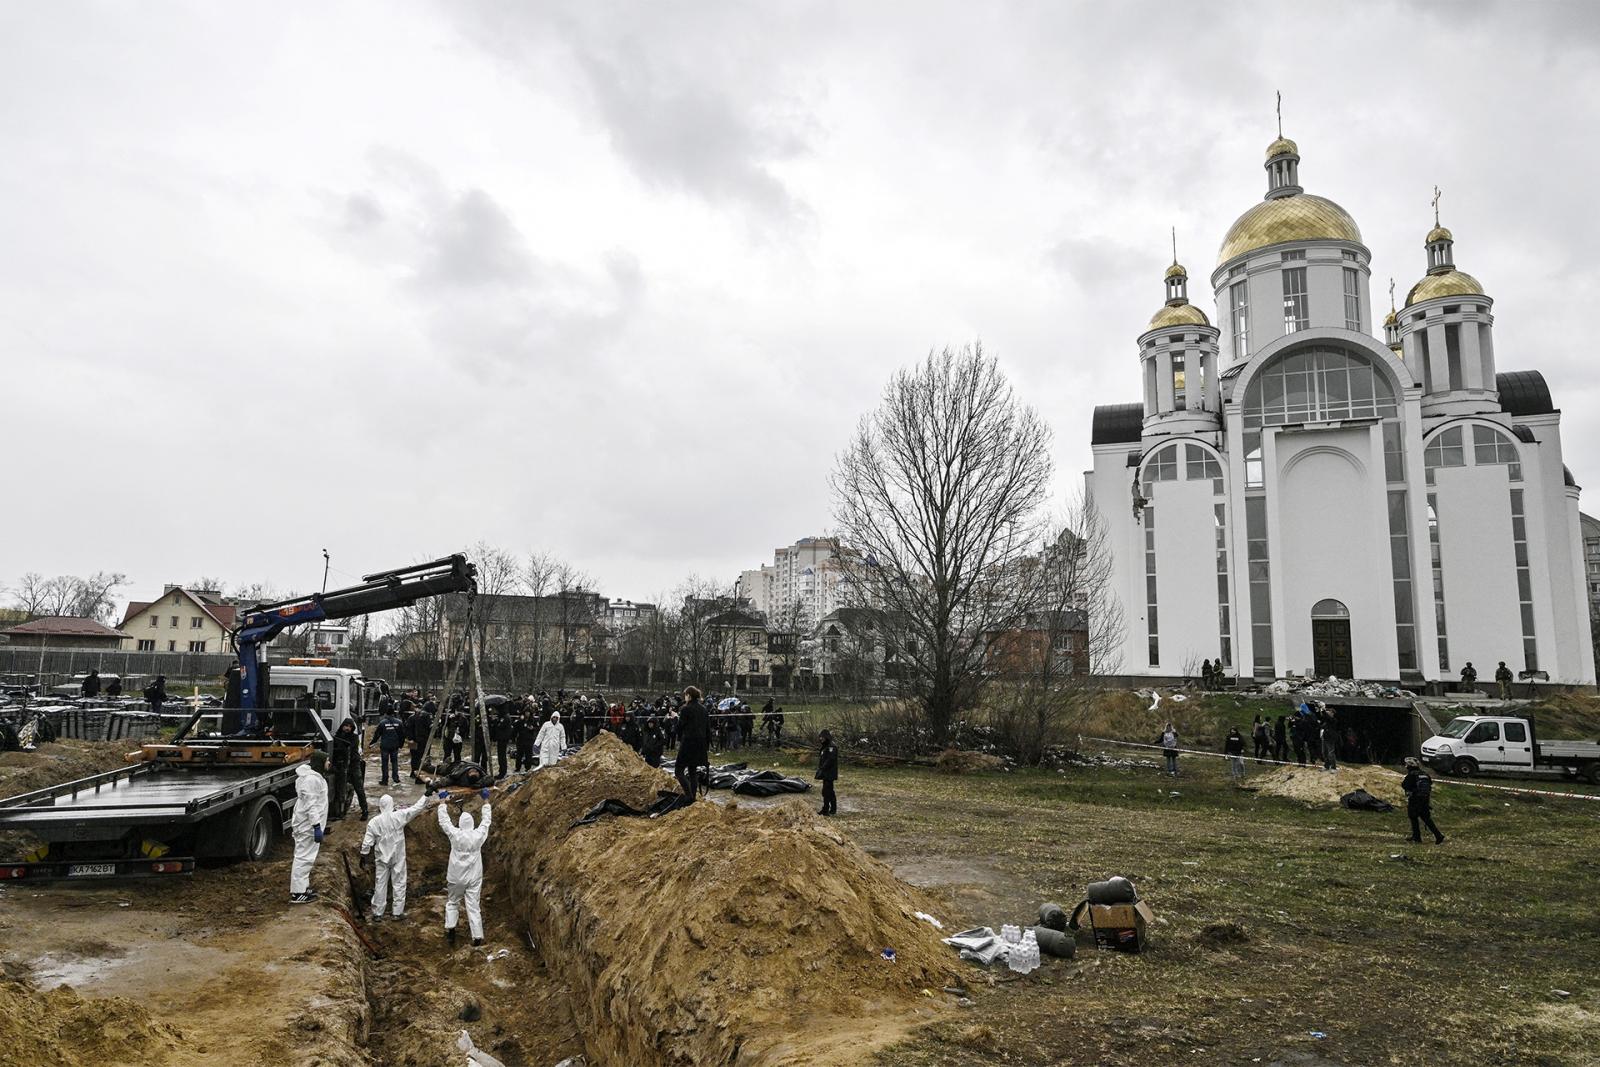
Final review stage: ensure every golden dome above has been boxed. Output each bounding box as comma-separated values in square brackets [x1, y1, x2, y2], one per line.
[1265, 136, 1299, 160]
[1164, 261, 1187, 280]
[1148, 303, 1210, 329]
[1216, 193, 1363, 266]
[1405, 269, 1484, 307]
[1425, 225, 1453, 244]
[1383, 308, 1398, 327]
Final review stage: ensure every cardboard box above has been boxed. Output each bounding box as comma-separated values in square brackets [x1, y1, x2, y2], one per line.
[1088, 901, 1154, 953]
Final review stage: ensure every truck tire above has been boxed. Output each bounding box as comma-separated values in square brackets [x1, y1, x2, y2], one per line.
[1586, 764, 1600, 786]
[240, 798, 279, 861]
[1453, 757, 1477, 778]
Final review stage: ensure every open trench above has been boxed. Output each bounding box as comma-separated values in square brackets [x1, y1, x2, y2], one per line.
[1, 738, 959, 1067]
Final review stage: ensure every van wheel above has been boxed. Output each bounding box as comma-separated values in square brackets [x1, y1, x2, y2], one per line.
[1586, 764, 1600, 786]
[240, 799, 278, 861]
[1453, 757, 1477, 778]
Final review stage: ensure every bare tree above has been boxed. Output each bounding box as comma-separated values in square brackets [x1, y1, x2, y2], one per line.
[988, 495, 1125, 763]
[672, 575, 732, 686]
[832, 343, 1053, 746]
[8, 571, 127, 622]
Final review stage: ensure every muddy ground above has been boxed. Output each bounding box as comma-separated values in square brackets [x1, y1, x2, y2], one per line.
[3, 738, 1598, 1066]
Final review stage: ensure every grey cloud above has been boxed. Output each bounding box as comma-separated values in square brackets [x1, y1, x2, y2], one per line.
[320, 150, 641, 383]
[441, 1, 817, 228]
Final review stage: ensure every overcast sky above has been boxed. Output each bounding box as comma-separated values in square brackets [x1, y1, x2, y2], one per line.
[3, 1, 1598, 609]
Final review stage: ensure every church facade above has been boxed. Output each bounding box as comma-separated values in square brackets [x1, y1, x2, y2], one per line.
[1088, 134, 1596, 686]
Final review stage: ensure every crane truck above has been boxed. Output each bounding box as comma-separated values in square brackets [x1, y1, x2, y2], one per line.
[0, 554, 475, 880]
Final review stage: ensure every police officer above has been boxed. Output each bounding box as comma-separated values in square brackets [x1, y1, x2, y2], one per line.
[1402, 757, 1445, 845]
[371, 705, 407, 786]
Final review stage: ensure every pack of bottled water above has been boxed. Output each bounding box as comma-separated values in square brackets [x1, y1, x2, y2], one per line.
[1005, 928, 1040, 974]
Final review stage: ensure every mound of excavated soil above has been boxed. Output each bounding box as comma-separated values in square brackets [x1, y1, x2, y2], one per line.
[0, 740, 134, 796]
[934, 749, 1006, 774]
[0, 976, 184, 1067]
[1247, 764, 1404, 807]
[0, 741, 136, 856]
[491, 732, 957, 1067]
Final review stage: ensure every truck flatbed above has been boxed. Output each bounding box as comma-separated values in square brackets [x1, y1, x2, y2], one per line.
[0, 762, 300, 834]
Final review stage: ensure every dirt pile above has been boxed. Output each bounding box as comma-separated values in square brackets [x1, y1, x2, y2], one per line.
[0, 740, 133, 797]
[492, 732, 958, 1067]
[934, 749, 1006, 774]
[0, 976, 184, 1066]
[0, 741, 135, 856]
[1246, 764, 1403, 807]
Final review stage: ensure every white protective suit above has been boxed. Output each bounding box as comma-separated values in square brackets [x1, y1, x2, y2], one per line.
[535, 714, 567, 769]
[289, 762, 329, 895]
[360, 793, 431, 917]
[438, 801, 492, 940]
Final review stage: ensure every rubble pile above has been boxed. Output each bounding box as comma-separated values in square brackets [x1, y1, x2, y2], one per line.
[1262, 675, 1417, 700]
[491, 732, 958, 1067]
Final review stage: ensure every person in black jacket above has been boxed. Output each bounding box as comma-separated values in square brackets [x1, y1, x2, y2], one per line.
[222, 663, 242, 709]
[1273, 715, 1288, 762]
[405, 699, 432, 780]
[1402, 758, 1445, 844]
[1251, 715, 1269, 761]
[106, 676, 123, 698]
[815, 729, 839, 816]
[1224, 726, 1246, 781]
[371, 708, 407, 786]
[675, 686, 711, 803]
[489, 706, 514, 779]
[509, 709, 533, 771]
[330, 719, 369, 819]
[641, 718, 666, 768]
[144, 675, 167, 714]
[441, 705, 468, 764]
[621, 712, 643, 753]
[81, 670, 101, 699]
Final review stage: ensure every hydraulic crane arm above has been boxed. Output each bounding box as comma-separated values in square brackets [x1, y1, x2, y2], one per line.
[234, 554, 476, 714]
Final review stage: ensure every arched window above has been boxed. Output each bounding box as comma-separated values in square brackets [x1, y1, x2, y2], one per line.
[1242, 345, 1398, 427]
[1311, 599, 1349, 618]
[1424, 422, 1521, 484]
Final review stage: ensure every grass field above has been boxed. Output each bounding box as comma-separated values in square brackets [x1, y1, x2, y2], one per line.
[753, 744, 1600, 1066]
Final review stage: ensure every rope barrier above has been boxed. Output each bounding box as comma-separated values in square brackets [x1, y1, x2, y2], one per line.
[1078, 735, 1600, 804]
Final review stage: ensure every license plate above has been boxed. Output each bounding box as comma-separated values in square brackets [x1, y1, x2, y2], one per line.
[67, 863, 116, 878]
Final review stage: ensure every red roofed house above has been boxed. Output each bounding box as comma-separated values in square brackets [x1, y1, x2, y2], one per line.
[0, 616, 130, 649]
[119, 586, 238, 654]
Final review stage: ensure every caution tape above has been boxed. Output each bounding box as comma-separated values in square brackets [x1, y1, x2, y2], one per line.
[1078, 735, 1600, 804]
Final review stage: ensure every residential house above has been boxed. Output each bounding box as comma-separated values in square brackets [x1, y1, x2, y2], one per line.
[120, 586, 238, 654]
[0, 616, 129, 649]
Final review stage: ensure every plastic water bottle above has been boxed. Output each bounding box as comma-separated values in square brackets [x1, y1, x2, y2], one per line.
[1001, 924, 1021, 944]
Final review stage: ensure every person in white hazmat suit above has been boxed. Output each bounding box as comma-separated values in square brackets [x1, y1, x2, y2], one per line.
[535, 710, 567, 769]
[289, 750, 330, 903]
[437, 788, 492, 946]
[360, 792, 433, 920]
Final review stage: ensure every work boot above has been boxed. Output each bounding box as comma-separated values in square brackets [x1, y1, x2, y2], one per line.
[447, 927, 457, 947]
[1434, 835, 1446, 844]
[391, 912, 405, 922]
[471, 938, 484, 948]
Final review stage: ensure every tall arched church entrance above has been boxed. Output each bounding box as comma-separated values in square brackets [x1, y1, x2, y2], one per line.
[1311, 599, 1352, 678]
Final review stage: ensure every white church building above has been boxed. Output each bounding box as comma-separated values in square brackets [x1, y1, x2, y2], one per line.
[1088, 132, 1596, 686]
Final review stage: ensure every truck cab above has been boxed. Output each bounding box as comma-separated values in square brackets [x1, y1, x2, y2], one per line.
[259, 664, 371, 739]
[1421, 716, 1532, 775]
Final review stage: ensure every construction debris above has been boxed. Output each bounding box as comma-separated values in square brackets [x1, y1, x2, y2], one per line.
[1262, 675, 1416, 700]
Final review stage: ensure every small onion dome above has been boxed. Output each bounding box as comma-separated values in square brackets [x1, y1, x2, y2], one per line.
[1405, 269, 1485, 307]
[1148, 303, 1209, 329]
[1164, 261, 1187, 280]
[1383, 308, 1398, 327]
[1389, 338, 1404, 359]
[1265, 136, 1299, 160]
[1425, 225, 1453, 244]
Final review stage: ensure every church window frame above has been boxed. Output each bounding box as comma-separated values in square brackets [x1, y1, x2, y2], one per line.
[1241, 344, 1398, 428]
[1230, 281, 1250, 359]
[1281, 267, 1309, 333]
[1343, 267, 1362, 331]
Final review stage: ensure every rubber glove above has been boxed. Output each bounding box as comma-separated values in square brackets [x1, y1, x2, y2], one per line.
[438, 791, 449, 802]
[480, 788, 491, 800]
[313, 825, 323, 843]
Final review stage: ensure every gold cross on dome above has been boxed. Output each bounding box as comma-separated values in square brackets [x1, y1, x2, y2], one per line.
[1432, 185, 1442, 227]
